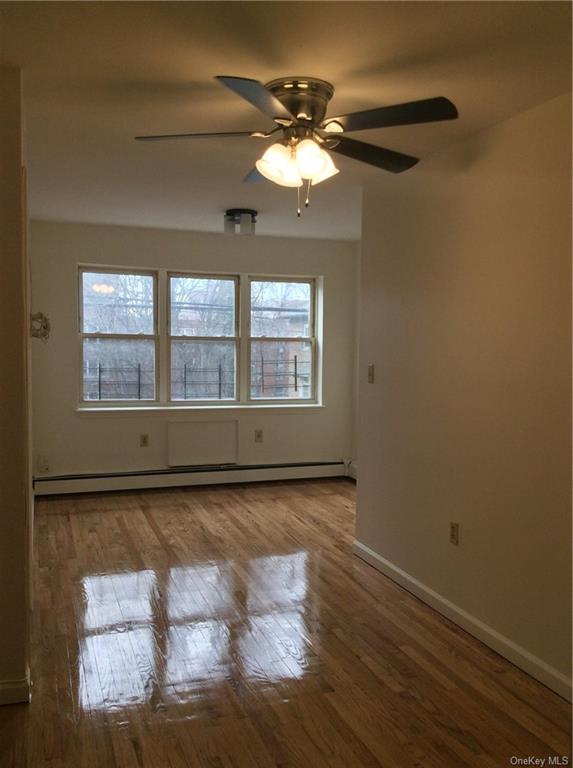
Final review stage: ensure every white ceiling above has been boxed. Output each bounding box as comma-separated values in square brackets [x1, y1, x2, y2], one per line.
[1, 1, 570, 240]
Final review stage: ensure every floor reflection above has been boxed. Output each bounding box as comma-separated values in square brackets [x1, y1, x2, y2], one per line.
[247, 551, 309, 608]
[166, 620, 227, 689]
[167, 562, 237, 622]
[78, 552, 314, 713]
[79, 627, 155, 711]
[83, 569, 157, 630]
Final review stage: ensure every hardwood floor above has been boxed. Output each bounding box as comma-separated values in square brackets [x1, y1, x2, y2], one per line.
[1, 478, 570, 767]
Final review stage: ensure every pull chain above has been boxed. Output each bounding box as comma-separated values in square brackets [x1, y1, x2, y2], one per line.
[305, 179, 312, 208]
[296, 181, 312, 216]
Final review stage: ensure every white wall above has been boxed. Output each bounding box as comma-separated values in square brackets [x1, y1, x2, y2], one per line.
[0, 68, 30, 705]
[356, 93, 571, 697]
[31, 221, 358, 479]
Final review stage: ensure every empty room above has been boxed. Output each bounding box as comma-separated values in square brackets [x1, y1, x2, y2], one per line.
[0, 2, 571, 766]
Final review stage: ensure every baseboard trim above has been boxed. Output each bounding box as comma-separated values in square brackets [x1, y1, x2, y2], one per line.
[352, 540, 572, 702]
[35, 462, 347, 495]
[0, 676, 30, 706]
[348, 461, 357, 480]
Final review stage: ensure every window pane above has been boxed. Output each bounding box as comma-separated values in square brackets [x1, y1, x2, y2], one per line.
[250, 281, 311, 338]
[171, 341, 236, 400]
[250, 341, 312, 399]
[82, 272, 154, 334]
[170, 276, 235, 337]
[83, 339, 155, 400]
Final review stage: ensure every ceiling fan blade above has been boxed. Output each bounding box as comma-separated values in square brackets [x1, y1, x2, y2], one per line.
[216, 76, 295, 122]
[135, 130, 258, 141]
[243, 167, 264, 183]
[329, 136, 418, 173]
[324, 97, 458, 133]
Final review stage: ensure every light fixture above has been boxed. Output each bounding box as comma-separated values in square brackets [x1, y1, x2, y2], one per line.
[91, 283, 115, 294]
[256, 143, 303, 187]
[224, 208, 257, 235]
[256, 139, 338, 187]
[296, 139, 328, 178]
[255, 137, 339, 215]
[306, 149, 339, 184]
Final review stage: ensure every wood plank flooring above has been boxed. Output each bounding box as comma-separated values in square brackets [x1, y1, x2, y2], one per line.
[1, 478, 570, 767]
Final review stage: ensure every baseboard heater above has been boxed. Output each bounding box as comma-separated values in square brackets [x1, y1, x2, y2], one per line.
[33, 461, 347, 496]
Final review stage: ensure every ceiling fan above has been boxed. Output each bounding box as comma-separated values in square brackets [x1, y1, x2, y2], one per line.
[135, 76, 458, 213]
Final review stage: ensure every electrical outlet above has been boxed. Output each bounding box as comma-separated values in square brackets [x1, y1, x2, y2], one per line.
[37, 454, 50, 474]
[254, 429, 264, 443]
[140, 433, 149, 448]
[449, 522, 460, 546]
[367, 363, 375, 384]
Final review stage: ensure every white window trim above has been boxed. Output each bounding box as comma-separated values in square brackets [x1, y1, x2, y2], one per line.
[78, 267, 159, 404]
[78, 267, 322, 409]
[247, 275, 316, 404]
[167, 272, 239, 404]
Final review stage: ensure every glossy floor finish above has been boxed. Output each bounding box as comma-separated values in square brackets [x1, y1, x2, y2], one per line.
[1, 479, 571, 767]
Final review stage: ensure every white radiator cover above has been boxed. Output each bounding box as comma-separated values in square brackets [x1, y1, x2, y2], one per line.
[167, 420, 238, 467]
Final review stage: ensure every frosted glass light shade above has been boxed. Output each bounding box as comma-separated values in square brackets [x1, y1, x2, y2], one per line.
[255, 143, 303, 188]
[309, 150, 339, 185]
[296, 139, 327, 179]
[255, 140, 338, 188]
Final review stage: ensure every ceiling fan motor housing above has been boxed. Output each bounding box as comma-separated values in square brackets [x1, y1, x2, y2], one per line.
[265, 77, 334, 125]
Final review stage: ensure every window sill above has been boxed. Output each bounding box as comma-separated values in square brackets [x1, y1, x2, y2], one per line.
[75, 403, 325, 417]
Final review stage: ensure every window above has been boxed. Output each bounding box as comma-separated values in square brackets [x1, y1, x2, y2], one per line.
[79, 269, 319, 405]
[169, 275, 237, 401]
[80, 270, 157, 401]
[249, 279, 314, 400]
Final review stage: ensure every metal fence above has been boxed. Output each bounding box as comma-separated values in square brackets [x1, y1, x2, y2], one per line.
[83, 364, 155, 400]
[250, 356, 311, 398]
[83, 358, 312, 400]
[172, 364, 235, 400]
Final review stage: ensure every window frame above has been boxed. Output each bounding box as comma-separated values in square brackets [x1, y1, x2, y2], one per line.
[78, 266, 159, 404]
[247, 275, 317, 404]
[167, 271, 240, 404]
[78, 267, 320, 408]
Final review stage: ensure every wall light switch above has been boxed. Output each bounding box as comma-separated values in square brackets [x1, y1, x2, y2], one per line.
[367, 364, 375, 384]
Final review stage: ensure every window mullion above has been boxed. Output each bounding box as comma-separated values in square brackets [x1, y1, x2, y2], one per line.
[239, 275, 250, 403]
[158, 270, 169, 404]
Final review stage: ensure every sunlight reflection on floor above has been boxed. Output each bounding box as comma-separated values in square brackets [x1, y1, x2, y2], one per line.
[78, 552, 312, 712]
